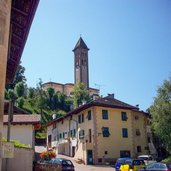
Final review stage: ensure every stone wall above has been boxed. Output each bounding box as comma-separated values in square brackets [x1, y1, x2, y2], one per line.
[2, 147, 34, 171]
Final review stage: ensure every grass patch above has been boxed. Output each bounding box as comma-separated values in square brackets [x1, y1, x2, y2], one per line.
[2, 138, 32, 149]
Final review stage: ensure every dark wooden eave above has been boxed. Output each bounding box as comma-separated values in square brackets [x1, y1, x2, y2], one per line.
[6, 0, 39, 83]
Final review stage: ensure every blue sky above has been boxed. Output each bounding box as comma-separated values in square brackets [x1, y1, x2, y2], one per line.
[22, 0, 171, 111]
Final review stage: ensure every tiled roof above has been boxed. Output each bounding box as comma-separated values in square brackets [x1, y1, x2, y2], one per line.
[73, 37, 89, 51]
[3, 114, 41, 125]
[92, 96, 138, 110]
[4, 102, 30, 114]
[47, 96, 140, 126]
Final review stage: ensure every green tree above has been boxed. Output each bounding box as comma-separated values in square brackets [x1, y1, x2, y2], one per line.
[34, 79, 49, 115]
[17, 97, 25, 108]
[72, 82, 90, 108]
[27, 87, 36, 99]
[15, 82, 25, 97]
[7, 89, 16, 100]
[14, 62, 27, 85]
[47, 87, 55, 110]
[6, 62, 26, 90]
[149, 77, 171, 153]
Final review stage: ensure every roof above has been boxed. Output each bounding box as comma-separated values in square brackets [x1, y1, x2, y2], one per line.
[3, 114, 41, 125]
[47, 96, 142, 126]
[4, 102, 30, 114]
[6, 0, 39, 83]
[73, 37, 89, 51]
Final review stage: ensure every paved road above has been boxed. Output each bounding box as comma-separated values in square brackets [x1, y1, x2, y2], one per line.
[58, 154, 115, 171]
[35, 146, 115, 171]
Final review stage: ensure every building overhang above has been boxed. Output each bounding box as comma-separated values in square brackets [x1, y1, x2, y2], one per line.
[6, 0, 39, 83]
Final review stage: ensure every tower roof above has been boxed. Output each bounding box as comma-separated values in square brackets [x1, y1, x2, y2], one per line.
[73, 37, 89, 51]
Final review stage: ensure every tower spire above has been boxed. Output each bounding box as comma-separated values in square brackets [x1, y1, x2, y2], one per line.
[73, 37, 89, 89]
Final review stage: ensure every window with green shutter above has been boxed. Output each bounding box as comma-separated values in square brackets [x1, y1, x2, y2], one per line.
[121, 112, 127, 121]
[122, 128, 128, 138]
[102, 110, 108, 120]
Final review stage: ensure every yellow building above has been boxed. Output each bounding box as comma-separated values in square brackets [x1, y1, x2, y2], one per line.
[47, 94, 153, 165]
[42, 82, 99, 97]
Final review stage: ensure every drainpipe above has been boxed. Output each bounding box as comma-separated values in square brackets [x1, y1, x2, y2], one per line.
[69, 119, 71, 156]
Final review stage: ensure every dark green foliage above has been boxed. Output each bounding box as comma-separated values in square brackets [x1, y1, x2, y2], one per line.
[13, 62, 27, 85]
[7, 89, 16, 100]
[15, 82, 25, 97]
[149, 77, 171, 154]
[17, 97, 25, 108]
[72, 82, 91, 108]
[5, 62, 26, 90]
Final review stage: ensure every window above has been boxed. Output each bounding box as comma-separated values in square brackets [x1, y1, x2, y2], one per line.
[147, 137, 151, 143]
[105, 151, 108, 154]
[102, 127, 110, 137]
[121, 112, 127, 121]
[59, 133, 62, 139]
[120, 151, 130, 158]
[78, 115, 81, 123]
[135, 115, 139, 120]
[82, 114, 84, 122]
[79, 130, 85, 139]
[88, 110, 91, 120]
[70, 130, 73, 138]
[89, 129, 92, 143]
[73, 129, 76, 138]
[98, 158, 102, 163]
[102, 110, 108, 120]
[63, 132, 65, 139]
[53, 123, 56, 129]
[78, 114, 84, 123]
[136, 129, 141, 136]
[137, 146, 142, 153]
[122, 128, 128, 138]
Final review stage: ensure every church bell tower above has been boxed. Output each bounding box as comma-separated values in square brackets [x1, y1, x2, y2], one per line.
[73, 37, 89, 89]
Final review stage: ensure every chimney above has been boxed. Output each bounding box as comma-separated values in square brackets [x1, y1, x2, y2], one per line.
[107, 93, 114, 99]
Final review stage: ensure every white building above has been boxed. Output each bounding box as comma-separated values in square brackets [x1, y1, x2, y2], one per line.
[3, 114, 41, 147]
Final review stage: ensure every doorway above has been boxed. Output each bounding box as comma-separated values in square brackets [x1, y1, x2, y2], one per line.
[87, 150, 93, 165]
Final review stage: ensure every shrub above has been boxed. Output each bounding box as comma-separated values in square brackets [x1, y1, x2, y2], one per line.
[162, 156, 171, 162]
[2, 138, 32, 149]
[40, 150, 56, 160]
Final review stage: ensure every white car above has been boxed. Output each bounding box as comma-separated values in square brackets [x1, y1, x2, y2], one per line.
[138, 155, 155, 165]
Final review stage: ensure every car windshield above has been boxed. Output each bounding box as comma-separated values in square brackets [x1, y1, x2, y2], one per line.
[50, 158, 62, 164]
[133, 160, 145, 166]
[62, 160, 73, 166]
[117, 159, 127, 164]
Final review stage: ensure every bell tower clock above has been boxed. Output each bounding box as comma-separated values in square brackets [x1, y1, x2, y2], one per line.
[73, 37, 89, 89]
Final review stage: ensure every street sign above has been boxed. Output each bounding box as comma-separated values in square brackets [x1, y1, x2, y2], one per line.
[2, 142, 14, 158]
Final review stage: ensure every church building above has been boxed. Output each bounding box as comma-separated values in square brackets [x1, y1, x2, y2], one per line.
[42, 37, 99, 97]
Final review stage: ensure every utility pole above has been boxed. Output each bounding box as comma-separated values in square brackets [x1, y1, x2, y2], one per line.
[5, 100, 14, 171]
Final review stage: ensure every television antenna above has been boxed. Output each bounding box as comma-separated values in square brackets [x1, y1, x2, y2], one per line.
[94, 83, 105, 95]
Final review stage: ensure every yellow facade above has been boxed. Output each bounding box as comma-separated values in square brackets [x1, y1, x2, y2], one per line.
[73, 107, 149, 164]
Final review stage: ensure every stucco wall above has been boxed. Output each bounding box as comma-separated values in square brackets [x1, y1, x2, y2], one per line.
[47, 106, 149, 165]
[95, 107, 134, 159]
[3, 125, 33, 147]
[2, 147, 34, 171]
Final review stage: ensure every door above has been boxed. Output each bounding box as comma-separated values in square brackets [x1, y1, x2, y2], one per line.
[87, 150, 93, 165]
[72, 146, 75, 157]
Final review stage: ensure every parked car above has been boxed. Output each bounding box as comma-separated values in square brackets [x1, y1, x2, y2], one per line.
[115, 157, 131, 171]
[137, 162, 171, 171]
[119, 159, 145, 171]
[138, 155, 155, 165]
[48, 158, 75, 171]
